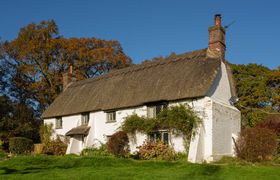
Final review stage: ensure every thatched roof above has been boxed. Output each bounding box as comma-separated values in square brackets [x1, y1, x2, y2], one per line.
[43, 48, 232, 118]
[65, 125, 90, 136]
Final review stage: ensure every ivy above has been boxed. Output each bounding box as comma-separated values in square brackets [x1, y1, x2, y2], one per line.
[121, 104, 202, 139]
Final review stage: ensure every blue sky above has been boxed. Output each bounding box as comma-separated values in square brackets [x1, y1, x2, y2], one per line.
[0, 0, 279, 69]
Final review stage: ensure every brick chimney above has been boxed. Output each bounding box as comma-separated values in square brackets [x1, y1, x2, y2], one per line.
[207, 14, 226, 60]
[63, 64, 74, 91]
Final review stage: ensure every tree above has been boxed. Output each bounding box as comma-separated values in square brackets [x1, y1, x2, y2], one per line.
[0, 96, 40, 150]
[0, 20, 131, 149]
[267, 68, 280, 111]
[0, 20, 132, 113]
[231, 64, 280, 127]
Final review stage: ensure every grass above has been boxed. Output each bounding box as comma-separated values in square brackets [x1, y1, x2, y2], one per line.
[0, 155, 280, 179]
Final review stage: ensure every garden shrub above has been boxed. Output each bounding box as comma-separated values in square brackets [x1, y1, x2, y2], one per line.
[0, 139, 3, 151]
[235, 127, 277, 162]
[39, 124, 53, 144]
[107, 131, 129, 157]
[174, 152, 188, 161]
[42, 137, 67, 155]
[0, 140, 6, 160]
[257, 115, 280, 153]
[0, 150, 6, 160]
[138, 141, 175, 161]
[81, 144, 111, 157]
[9, 137, 34, 154]
[257, 115, 280, 133]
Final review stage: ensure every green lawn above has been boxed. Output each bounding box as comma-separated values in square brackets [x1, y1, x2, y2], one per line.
[0, 155, 280, 180]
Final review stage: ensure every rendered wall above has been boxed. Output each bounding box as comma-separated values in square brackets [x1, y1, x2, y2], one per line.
[187, 97, 213, 163]
[188, 62, 241, 163]
[44, 114, 80, 139]
[87, 106, 147, 152]
[212, 100, 241, 160]
[208, 62, 232, 105]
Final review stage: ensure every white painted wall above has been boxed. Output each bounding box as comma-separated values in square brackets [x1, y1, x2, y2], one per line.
[87, 106, 147, 151]
[188, 62, 241, 162]
[187, 97, 213, 163]
[208, 62, 232, 105]
[44, 114, 80, 139]
[212, 101, 240, 160]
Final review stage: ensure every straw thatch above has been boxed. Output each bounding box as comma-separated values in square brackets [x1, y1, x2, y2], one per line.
[65, 125, 91, 136]
[43, 48, 229, 118]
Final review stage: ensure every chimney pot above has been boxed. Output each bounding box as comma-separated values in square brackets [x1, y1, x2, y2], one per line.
[62, 64, 75, 91]
[215, 14, 222, 26]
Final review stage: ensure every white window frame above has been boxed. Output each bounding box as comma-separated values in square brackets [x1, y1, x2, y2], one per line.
[81, 113, 90, 125]
[147, 106, 156, 118]
[148, 130, 170, 144]
[147, 103, 167, 118]
[55, 117, 62, 129]
[106, 111, 116, 123]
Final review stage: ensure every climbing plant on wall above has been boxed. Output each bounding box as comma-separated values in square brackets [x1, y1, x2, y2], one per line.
[121, 104, 202, 151]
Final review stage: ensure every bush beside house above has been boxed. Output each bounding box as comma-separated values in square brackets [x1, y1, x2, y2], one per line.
[9, 137, 34, 154]
[107, 131, 129, 157]
[138, 141, 175, 161]
[42, 138, 67, 155]
[256, 115, 280, 153]
[235, 127, 277, 162]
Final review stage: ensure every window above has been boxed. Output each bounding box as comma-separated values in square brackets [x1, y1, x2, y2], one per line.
[147, 103, 167, 118]
[149, 131, 169, 144]
[81, 113, 90, 125]
[107, 111, 116, 123]
[55, 117, 62, 129]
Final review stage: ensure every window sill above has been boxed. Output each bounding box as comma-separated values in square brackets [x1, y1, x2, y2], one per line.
[106, 121, 116, 123]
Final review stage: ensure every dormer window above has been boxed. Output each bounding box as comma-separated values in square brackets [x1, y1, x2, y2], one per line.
[82, 113, 90, 125]
[55, 117, 62, 129]
[106, 111, 116, 123]
[147, 103, 167, 118]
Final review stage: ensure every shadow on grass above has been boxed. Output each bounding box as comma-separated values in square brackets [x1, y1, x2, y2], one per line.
[0, 167, 18, 174]
[0, 165, 74, 175]
[200, 164, 221, 176]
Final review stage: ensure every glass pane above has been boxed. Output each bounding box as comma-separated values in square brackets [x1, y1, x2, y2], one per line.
[163, 132, 169, 144]
[56, 118, 62, 128]
[156, 132, 161, 141]
[149, 133, 155, 142]
[147, 106, 156, 118]
[113, 112, 116, 121]
[156, 105, 162, 115]
[82, 113, 89, 125]
[107, 112, 116, 122]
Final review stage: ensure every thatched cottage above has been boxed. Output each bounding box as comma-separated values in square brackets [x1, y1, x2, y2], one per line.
[42, 14, 241, 163]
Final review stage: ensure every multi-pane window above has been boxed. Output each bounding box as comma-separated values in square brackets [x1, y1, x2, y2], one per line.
[147, 103, 167, 118]
[149, 131, 169, 144]
[81, 113, 90, 125]
[55, 117, 62, 129]
[107, 111, 116, 123]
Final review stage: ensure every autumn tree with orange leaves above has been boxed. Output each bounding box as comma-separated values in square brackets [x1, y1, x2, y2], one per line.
[0, 20, 131, 113]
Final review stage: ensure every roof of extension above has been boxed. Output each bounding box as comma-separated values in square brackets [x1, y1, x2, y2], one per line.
[42, 48, 235, 118]
[65, 125, 90, 136]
